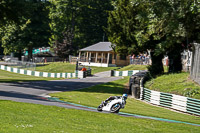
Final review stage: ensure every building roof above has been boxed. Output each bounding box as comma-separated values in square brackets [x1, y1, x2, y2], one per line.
[80, 42, 115, 52]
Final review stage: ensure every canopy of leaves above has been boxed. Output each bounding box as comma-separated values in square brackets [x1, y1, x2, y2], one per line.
[107, 0, 200, 55]
[0, 0, 51, 59]
[49, 0, 114, 58]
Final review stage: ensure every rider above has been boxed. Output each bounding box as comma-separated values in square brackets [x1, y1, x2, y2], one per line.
[103, 94, 128, 105]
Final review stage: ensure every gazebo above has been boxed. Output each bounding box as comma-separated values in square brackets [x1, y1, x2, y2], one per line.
[78, 42, 129, 67]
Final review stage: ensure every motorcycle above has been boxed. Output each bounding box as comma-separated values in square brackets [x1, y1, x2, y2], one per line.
[97, 95, 127, 113]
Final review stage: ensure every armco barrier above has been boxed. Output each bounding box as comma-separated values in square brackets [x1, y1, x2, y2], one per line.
[111, 70, 141, 77]
[0, 65, 77, 78]
[141, 87, 200, 116]
[130, 71, 200, 116]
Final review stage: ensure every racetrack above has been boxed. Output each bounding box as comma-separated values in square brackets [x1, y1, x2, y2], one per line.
[0, 75, 121, 106]
[0, 71, 200, 127]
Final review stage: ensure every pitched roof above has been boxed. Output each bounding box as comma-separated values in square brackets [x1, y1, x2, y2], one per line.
[80, 42, 115, 52]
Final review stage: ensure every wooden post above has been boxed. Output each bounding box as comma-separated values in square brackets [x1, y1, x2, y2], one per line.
[86, 52, 89, 62]
[101, 53, 104, 63]
[89, 52, 91, 62]
[107, 53, 110, 64]
[95, 52, 98, 63]
[79, 51, 81, 61]
[84, 52, 86, 62]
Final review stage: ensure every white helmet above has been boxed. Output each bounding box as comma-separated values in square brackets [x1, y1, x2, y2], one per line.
[122, 94, 128, 100]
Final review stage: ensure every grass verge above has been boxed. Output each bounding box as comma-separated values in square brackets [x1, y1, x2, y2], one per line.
[118, 65, 148, 71]
[50, 77, 200, 125]
[145, 72, 200, 99]
[36, 62, 76, 73]
[0, 70, 60, 82]
[117, 65, 169, 73]
[36, 62, 119, 74]
[0, 100, 199, 132]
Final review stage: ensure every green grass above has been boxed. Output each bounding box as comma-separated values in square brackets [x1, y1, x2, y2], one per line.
[36, 62, 76, 73]
[35, 62, 119, 74]
[118, 65, 148, 71]
[50, 77, 200, 125]
[90, 66, 119, 74]
[0, 70, 59, 82]
[0, 100, 199, 133]
[36, 63, 153, 74]
[118, 64, 169, 73]
[145, 72, 200, 99]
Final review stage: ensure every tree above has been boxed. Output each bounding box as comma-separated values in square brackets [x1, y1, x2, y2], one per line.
[0, 43, 3, 55]
[0, 20, 31, 60]
[107, 0, 200, 76]
[0, 0, 51, 60]
[143, 0, 200, 73]
[76, 0, 114, 48]
[49, 0, 115, 59]
[0, 0, 31, 25]
[23, 0, 51, 60]
[49, 0, 79, 58]
[53, 30, 73, 61]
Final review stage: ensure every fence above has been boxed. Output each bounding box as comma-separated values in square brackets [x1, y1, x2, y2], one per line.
[23, 56, 63, 63]
[129, 71, 200, 116]
[141, 88, 200, 116]
[5, 59, 36, 71]
[69, 55, 78, 63]
[130, 58, 151, 65]
[79, 57, 108, 64]
[0, 65, 77, 78]
[111, 70, 143, 77]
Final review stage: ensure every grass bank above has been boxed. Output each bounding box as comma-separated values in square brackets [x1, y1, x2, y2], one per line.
[117, 65, 168, 73]
[0, 100, 199, 132]
[118, 65, 148, 71]
[36, 62, 119, 74]
[0, 70, 59, 82]
[145, 72, 200, 99]
[50, 77, 200, 125]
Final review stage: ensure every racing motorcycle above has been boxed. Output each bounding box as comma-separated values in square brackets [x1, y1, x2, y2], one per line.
[97, 94, 128, 113]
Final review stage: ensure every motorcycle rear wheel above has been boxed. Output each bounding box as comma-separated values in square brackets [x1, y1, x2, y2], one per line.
[110, 103, 121, 113]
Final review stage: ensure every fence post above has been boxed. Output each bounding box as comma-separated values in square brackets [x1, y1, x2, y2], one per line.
[111, 70, 114, 76]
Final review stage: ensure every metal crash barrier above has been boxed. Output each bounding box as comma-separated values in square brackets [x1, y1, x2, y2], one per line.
[130, 71, 200, 116]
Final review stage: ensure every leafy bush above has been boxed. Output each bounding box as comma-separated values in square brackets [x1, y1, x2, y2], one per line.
[183, 88, 200, 98]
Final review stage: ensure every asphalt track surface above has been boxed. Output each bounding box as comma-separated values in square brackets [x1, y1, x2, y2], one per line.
[0, 71, 200, 127]
[0, 75, 121, 107]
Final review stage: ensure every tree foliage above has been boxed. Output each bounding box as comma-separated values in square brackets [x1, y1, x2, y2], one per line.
[0, 0, 51, 60]
[49, 0, 114, 59]
[54, 30, 73, 61]
[0, 0, 26, 24]
[107, 0, 200, 76]
[0, 0, 114, 60]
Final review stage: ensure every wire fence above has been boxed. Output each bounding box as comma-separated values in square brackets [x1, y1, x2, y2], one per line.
[130, 58, 151, 65]
[5, 59, 36, 71]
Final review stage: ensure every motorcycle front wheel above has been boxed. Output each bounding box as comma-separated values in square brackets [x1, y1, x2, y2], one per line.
[110, 103, 121, 113]
[97, 105, 103, 111]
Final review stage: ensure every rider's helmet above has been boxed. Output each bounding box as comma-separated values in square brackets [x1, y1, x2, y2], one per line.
[122, 94, 128, 100]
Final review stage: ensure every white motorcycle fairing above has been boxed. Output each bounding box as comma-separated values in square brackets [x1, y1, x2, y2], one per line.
[97, 97, 126, 113]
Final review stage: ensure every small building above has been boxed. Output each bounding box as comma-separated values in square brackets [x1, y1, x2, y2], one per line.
[78, 42, 129, 67]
